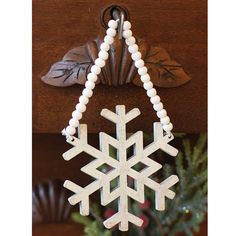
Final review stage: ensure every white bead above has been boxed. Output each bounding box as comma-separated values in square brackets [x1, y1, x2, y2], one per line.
[104, 35, 114, 45]
[153, 102, 163, 111]
[147, 88, 157, 97]
[126, 36, 136, 46]
[150, 95, 161, 105]
[87, 73, 97, 82]
[106, 28, 116, 37]
[138, 67, 148, 76]
[163, 123, 173, 132]
[85, 81, 95, 90]
[98, 50, 109, 60]
[128, 44, 139, 54]
[123, 30, 132, 39]
[143, 81, 153, 90]
[91, 65, 101, 75]
[72, 110, 82, 120]
[161, 116, 170, 125]
[95, 58, 105, 68]
[131, 51, 141, 61]
[135, 59, 144, 68]
[69, 118, 79, 128]
[66, 125, 76, 136]
[76, 103, 86, 113]
[100, 42, 110, 51]
[108, 19, 118, 29]
[79, 95, 89, 105]
[82, 88, 93, 98]
[141, 74, 150, 83]
[123, 21, 131, 30]
[157, 109, 167, 118]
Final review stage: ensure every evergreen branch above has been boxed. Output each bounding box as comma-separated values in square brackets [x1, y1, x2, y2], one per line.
[146, 209, 165, 236]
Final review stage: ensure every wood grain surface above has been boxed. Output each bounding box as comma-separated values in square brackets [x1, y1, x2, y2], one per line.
[33, 0, 207, 133]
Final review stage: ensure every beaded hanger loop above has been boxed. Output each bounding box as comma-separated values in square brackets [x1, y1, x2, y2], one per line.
[62, 18, 174, 140]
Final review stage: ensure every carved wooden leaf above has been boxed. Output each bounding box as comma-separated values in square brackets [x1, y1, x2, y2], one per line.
[42, 36, 191, 88]
[132, 44, 191, 87]
[41, 46, 93, 87]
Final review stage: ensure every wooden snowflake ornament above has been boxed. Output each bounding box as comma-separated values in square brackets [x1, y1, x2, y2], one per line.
[57, 18, 181, 231]
[63, 105, 179, 231]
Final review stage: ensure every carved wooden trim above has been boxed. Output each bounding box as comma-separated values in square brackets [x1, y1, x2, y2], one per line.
[42, 35, 191, 88]
[32, 179, 72, 224]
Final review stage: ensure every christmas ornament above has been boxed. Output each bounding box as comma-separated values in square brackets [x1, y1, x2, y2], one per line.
[63, 105, 178, 231]
[61, 13, 179, 231]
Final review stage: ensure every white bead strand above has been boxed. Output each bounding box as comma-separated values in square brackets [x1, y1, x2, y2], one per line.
[87, 73, 98, 82]
[123, 29, 132, 39]
[131, 51, 141, 61]
[163, 123, 173, 132]
[95, 58, 105, 68]
[76, 103, 86, 113]
[104, 35, 114, 45]
[138, 66, 148, 76]
[143, 81, 153, 90]
[128, 44, 139, 54]
[91, 65, 101, 75]
[100, 42, 110, 51]
[98, 51, 109, 60]
[123, 21, 131, 30]
[72, 110, 82, 120]
[65, 126, 76, 136]
[157, 109, 167, 119]
[141, 74, 150, 83]
[153, 102, 163, 112]
[62, 19, 118, 138]
[79, 95, 89, 105]
[126, 36, 136, 46]
[106, 28, 116, 37]
[150, 95, 161, 105]
[123, 21, 173, 135]
[135, 59, 145, 68]
[108, 19, 118, 29]
[161, 116, 170, 125]
[69, 118, 79, 128]
[82, 88, 93, 98]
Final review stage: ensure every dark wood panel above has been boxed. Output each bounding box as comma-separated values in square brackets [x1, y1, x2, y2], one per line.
[33, 0, 207, 133]
[33, 223, 84, 236]
[32, 133, 99, 185]
[33, 221, 207, 236]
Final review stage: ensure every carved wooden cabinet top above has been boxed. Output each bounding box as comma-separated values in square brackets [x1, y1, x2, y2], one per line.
[33, 0, 207, 133]
[42, 36, 191, 88]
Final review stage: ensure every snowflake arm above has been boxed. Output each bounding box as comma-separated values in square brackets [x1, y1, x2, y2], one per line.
[143, 122, 178, 157]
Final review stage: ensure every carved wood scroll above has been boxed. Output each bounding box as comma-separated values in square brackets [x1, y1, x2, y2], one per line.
[33, 180, 72, 223]
[42, 35, 191, 88]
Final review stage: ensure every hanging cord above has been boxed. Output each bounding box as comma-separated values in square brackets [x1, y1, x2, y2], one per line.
[62, 18, 173, 140]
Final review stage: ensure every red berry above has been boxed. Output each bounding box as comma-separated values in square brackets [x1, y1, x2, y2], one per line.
[139, 200, 151, 210]
[104, 208, 116, 219]
[140, 214, 149, 229]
